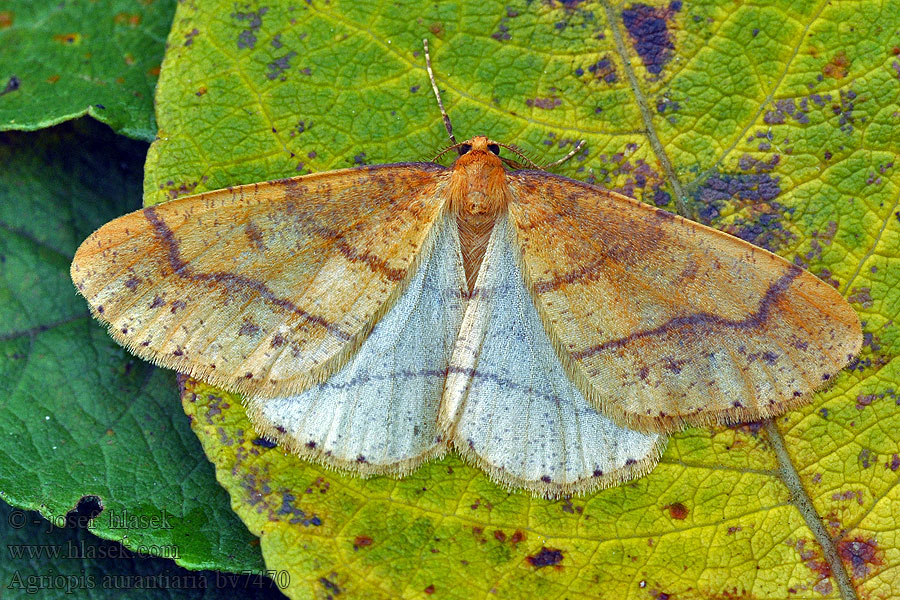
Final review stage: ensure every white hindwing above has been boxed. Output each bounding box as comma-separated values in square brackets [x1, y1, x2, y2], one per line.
[439, 215, 666, 497]
[247, 212, 466, 474]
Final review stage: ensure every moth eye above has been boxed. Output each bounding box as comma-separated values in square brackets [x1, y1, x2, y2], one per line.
[459, 144, 472, 155]
[488, 144, 501, 156]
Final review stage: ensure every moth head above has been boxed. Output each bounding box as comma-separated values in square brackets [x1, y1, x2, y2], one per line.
[432, 136, 500, 165]
[433, 136, 540, 171]
[452, 136, 503, 166]
[457, 137, 501, 157]
[447, 137, 512, 217]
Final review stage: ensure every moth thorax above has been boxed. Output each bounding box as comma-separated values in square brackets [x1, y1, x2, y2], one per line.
[448, 149, 510, 218]
[448, 148, 511, 291]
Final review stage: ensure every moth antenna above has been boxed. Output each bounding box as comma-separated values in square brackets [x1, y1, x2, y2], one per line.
[496, 143, 540, 169]
[431, 142, 462, 163]
[542, 139, 586, 170]
[500, 156, 528, 170]
[423, 39, 457, 147]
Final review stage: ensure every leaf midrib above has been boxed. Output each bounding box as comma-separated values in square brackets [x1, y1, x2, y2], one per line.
[601, 3, 859, 597]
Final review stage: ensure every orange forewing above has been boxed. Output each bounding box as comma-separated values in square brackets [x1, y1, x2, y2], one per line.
[71, 164, 451, 399]
[506, 171, 862, 433]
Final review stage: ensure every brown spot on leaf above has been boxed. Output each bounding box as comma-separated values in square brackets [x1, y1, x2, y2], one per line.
[823, 51, 850, 79]
[587, 56, 618, 83]
[723, 200, 797, 254]
[278, 490, 322, 526]
[695, 171, 782, 228]
[526, 547, 563, 567]
[855, 393, 876, 409]
[621, 2, 681, 75]
[471, 526, 486, 543]
[113, 13, 141, 26]
[353, 535, 373, 550]
[788, 539, 833, 595]
[183, 27, 199, 46]
[726, 420, 764, 438]
[53, 32, 82, 45]
[838, 538, 882, 580]
[0, 76, 18, 97]
[831, 489, 864, 506]
[162, 179, 198, 199]
[664, 502, 689, 520]
[887, 454, 899, 471]
[847, 286, 873, 308]
[319, 575, 341, 596]
[266, 51, 297, 81]
[424, 584, 435, 594]
[526, 96, 562, 109]
[232, 7, 267, 50]
[858, 449, 873, 469]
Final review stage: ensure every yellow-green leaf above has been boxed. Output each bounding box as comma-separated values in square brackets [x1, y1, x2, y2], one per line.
[147, 0, 899, 598]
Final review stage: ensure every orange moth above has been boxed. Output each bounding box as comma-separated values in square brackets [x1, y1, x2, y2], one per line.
[70, 41, 861, 497]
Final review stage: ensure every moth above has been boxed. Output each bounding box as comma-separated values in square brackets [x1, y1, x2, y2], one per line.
[70, 41, 862, 497]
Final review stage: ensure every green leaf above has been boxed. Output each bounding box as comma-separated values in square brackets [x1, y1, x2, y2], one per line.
[10, 0, 895, 597]
[144, 0, 900, 598]
[0, 0, 177, 140]
[0, 121, 264, 573]
[145, 1, 900, 597]
[0, 498, 282, 599]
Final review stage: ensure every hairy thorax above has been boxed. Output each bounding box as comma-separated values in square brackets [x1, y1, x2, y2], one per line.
[448, 136, 512, 291]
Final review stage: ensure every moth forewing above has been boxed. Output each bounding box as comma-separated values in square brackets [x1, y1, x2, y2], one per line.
[505, 171, 863, 434]
[70, 165, 452, 401]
